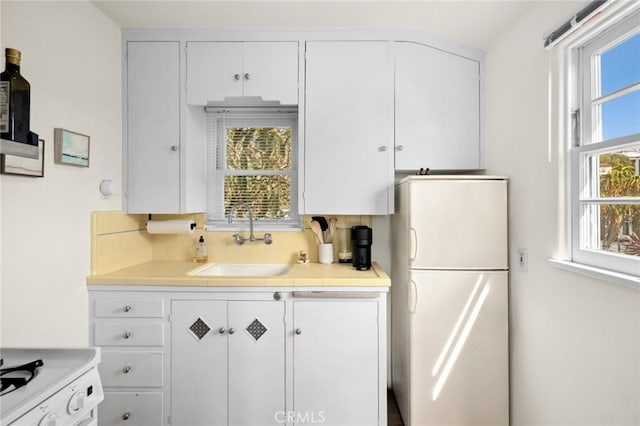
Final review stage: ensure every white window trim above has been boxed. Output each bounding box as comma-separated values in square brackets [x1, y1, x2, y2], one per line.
[548, 1, 640, 287]
[205, 110, 301, 231]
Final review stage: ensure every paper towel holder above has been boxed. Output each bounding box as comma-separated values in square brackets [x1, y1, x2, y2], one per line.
[146, 214, 197, 231]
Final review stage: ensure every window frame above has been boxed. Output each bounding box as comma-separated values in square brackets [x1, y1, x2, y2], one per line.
[206, 110, 301, 231]
[568, 9, 640, 277]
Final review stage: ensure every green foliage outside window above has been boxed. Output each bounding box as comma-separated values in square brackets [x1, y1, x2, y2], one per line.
[224, 127, 292, 220]
[599, 151, 640, 255]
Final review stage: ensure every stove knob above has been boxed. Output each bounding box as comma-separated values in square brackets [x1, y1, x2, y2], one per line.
[39, 411, 58, 426]
[67, 390, 86, 414]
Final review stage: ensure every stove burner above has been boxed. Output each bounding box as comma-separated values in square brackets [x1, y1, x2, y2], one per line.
[0, 359, 44, 396]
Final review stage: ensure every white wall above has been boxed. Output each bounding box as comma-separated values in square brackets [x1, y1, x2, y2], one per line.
[484, 2, 640, 424]
[0, 1, 121, 347]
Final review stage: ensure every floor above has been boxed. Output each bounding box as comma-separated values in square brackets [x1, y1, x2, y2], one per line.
[388, 390, 404, 426]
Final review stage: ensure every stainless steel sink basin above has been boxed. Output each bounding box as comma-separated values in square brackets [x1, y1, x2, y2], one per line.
[192, 263, 291, 277]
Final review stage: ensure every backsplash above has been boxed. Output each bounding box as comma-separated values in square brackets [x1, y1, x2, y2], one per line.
[91, 212, 153, 275]
[91, 211, 372, 274]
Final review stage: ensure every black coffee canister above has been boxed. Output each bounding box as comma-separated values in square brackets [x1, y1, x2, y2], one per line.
[351, 225, 372, 271]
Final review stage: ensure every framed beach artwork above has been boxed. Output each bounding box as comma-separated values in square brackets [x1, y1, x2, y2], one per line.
[54, 128, 90, 167]
[1, 138, 45, 177]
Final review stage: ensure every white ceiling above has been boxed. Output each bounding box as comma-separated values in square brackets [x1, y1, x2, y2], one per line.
[91, 0, 546, 49]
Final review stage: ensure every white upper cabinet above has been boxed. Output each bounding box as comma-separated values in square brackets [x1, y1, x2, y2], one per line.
[395, 41, 481, 171]
[186, 41, 299, 105]
[126, 41, 181, 213]
[304, 41, 394, 215]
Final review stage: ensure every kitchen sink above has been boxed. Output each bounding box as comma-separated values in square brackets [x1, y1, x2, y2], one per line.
[192, 263, 291, 277]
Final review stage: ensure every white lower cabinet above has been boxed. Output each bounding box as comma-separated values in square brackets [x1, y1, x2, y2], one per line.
[89, 287, 387, 426]
[99, 392, 164, 426]
[99, 351, 164, 388]
[293, 300, 381, 426]
[171, 300, 285, 426]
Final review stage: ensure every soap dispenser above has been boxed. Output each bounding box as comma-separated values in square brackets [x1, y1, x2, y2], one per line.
[194, 235, 208, 263]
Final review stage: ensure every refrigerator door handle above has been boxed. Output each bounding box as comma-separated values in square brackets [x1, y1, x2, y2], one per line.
[408, 280, 418, 314]
[409, 227, 418, 262]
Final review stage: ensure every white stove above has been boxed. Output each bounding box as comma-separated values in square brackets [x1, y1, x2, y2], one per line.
[0, 348, 103, 426]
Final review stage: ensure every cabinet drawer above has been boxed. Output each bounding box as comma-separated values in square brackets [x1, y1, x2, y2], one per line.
[94, 323, 164, 347]
[100, 351, 164, 388]
[99, 392, 163, 426]
[94, 298, 164, 318]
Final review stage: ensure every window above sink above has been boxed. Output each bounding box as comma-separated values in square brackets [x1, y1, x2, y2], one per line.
[206, 109, 301, 231]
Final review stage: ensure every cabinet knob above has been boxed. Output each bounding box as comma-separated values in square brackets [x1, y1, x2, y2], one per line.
[395, 145, 404, 151]
[244, 73, 250, 80]
[122, 366, 131, 374]
[218, 327, 226, 334]
[123, 305, 132, 313]
[170, 145, 178, 152]
[378, 146, 387, 152]
[122, 331, 132, 339]
[234, 74, 241, 81]
[295, 328, 302, 335]
[228, 328, 235, 335]
[122, 412, 131, 421]
[273, 292, 282, 301]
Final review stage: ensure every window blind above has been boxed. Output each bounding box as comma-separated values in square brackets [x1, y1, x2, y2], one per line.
[206, 110, 299, 228]
[544, 0, 609, 48]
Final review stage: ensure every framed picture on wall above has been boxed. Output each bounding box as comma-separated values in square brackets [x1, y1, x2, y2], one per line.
[0, 138, 45, 177]
[54, 128, 90, 167]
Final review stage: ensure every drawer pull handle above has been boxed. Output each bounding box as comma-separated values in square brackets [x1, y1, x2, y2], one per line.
[218, 327, 226, 334]
[122, 412, 131, 421]
[122, 331, 132, 339]
[122, 366, 131, 374]
[123, 305, 132, 312]
[295, 328, 302, 335]
[228, 328, 235, 335]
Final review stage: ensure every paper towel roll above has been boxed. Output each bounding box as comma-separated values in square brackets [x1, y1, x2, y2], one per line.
[146, 219, 196, 235]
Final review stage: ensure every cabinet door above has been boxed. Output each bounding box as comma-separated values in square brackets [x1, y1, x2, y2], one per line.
[304, 41, 393, 214]
[228, 301, 285, 426]
[126, 42, 180, 213]
[395, 41, 480, 170]
[99, 392, 163, 426]
[171, 300, 227, 426]
[293, 300, 379, 426]
[243, 42, 298, 105]
[186, 42, 243, 105]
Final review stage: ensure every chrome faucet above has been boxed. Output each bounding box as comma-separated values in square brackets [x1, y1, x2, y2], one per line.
[228, 201, 273, 245]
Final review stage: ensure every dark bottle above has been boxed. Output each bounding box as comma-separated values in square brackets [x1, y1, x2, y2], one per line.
[0, 48, 33, 145]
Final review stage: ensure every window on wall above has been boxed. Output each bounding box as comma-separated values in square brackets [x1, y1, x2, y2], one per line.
[570, 10, 640, 276]
[206, 110, 300, 229]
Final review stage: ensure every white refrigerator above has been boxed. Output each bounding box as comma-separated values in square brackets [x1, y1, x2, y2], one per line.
[391, 176, 509, 426]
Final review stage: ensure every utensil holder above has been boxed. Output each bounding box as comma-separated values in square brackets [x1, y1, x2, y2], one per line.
[318, 243, 334, 264]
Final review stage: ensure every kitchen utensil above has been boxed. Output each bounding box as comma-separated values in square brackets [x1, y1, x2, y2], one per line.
[312, 216, 328, 231]
[310, 220, 324, 244]
[327, 218, 337, 243]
